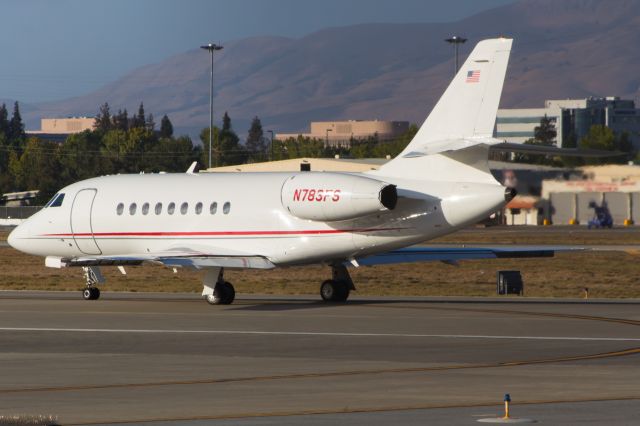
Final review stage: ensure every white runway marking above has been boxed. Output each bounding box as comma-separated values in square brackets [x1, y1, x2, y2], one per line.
[0, 327, 639, 341]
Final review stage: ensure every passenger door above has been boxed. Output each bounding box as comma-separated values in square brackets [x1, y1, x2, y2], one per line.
[70, 189, 102, 255]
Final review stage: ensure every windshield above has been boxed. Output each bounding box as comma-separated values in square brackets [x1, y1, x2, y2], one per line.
[45, 193, 65, 208]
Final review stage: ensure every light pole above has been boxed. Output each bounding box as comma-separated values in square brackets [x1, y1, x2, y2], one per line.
[200, 43, 224, 168]
[445, 36, 467, 76]
[267, 130, 274, 161]
[325, 128, 333, 147]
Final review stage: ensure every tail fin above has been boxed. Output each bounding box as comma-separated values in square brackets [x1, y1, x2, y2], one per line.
[375, 38, 512, 181]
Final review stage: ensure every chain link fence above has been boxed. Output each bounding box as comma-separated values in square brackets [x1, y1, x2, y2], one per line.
[0, 206, 43, 220]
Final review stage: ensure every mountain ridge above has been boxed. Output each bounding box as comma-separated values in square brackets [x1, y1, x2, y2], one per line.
[24, 0, 640, 140]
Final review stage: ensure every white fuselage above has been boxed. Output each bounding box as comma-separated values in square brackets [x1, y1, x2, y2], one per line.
[8, 170, 507, 267]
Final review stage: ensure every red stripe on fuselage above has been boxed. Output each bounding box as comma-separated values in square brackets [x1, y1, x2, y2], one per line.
[43, 228, 406, 238]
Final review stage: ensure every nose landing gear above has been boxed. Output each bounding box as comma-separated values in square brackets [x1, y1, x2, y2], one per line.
[82, 287, 101, 300]
[82, 266, 104, 300]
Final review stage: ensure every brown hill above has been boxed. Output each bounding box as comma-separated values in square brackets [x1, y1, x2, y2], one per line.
[26, 0, 640, 139]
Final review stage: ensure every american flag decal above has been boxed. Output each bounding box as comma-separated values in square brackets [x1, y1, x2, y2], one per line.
[466, 70, 481, 83]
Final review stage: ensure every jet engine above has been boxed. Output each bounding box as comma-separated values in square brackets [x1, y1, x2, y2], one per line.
[281, 173, 397, 222]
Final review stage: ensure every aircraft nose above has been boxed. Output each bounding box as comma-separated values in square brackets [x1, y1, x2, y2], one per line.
[7, 222, 30, 252]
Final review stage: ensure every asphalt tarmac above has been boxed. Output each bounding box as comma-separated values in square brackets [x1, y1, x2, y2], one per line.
[0, 292, 639, 425]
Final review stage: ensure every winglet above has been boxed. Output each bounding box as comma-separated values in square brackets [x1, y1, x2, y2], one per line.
[186, 162, 199, 175]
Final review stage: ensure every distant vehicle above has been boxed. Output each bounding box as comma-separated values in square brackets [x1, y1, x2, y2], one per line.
[8, 38, 560, 305]
[588, 201, 613, 229]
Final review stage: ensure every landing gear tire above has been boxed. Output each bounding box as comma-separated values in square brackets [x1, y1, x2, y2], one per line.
[82, 287, 100, 300]
[320, 280, 349, 302]
[206, 281, 235, 305]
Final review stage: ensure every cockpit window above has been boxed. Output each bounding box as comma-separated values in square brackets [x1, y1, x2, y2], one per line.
[44, 195, 57, 208]
[47, 193, 65, 208]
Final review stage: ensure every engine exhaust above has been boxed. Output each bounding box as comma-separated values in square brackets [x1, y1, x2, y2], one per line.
[379, 185, 398, 210]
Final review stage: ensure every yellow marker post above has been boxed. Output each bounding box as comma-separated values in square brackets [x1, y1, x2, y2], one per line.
[503, 393, 511, 419]
[584, 287, 589, 300]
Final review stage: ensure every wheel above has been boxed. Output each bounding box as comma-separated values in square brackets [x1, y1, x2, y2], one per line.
[320, 280, 349, 302]
[82, 288, 92, 300]
[82, 287, 100, 300]
[220, 281, 235, 305]
[205, 282, 235, 305]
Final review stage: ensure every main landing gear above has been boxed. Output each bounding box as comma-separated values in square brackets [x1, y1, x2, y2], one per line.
[199, 264, 354, 306]
[202, 268, 236, 305]
[320, 264, 355, 303]
[81, 266, 105, 300]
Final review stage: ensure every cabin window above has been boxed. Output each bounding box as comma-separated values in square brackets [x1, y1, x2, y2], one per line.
[129, 203, 137, 215]
[155, 202, 162, 215]
[116, 203, 124, 215]
[167, 202, 176, 215]
[180, 202, 188, 215]
[210, 202, 217, 215]
[223, 202, 231, 215]
[47, 193, 65, 208]
[142, 202, 150, 215]
[195, 202, 203, 215]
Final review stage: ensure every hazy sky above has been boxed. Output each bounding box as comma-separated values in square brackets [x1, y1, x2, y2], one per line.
[0, 0, 518, 103]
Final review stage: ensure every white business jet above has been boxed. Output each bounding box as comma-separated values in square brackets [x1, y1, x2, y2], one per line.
[8, 38, 552, 304]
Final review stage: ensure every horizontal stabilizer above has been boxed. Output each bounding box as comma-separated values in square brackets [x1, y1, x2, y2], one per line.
[489, 142, 627, 158]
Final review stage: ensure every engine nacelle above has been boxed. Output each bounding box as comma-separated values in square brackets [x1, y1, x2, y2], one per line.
[281, 173, 397, 222]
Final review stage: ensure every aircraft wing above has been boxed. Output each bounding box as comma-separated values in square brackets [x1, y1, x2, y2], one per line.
[47, 246, 275, 270]
[354, 245, 582, 266]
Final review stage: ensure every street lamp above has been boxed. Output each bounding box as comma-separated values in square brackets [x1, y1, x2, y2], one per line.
[267, 130, 274, 161]
[325, 128, 333, 147]
[445, 36, 467, 76]
[200, 43, 224, 168]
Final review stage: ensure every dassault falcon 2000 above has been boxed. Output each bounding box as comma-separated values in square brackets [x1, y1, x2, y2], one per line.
[8, 38, 554, 305]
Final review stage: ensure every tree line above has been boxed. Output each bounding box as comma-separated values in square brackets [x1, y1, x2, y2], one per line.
[0, 101, 419, 204]
[1, 99, 635, 205]
[512, 115, 636, 166]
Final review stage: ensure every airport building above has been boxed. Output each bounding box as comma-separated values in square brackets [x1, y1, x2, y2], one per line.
[277, 120, 410, 148]
[496, 97, 640, 148]
[541, 164, 640, 226]
[27, 117, 95, 142]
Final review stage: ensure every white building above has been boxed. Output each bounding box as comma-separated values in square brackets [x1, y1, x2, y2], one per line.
[277, 120, 410, 148]
[496, 97, 640, 148]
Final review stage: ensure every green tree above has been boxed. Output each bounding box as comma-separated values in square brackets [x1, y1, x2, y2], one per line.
[579, 125, 616, 165]
[95, 103, 113, 132]
[131, 102, 146, 128]
[246, 116, 266, 161]
[8, 101, 26, 146]
[199, 126, 219, 168]
[146, 113, 155, 131]
[0, 104, 9, 137]
[160, 114, 173, 138]
[200, 119, 247, 167]
[513, 116, 559, 165]
[58, 131, 106, 183]
[222, 111, 231, 132]
[11, 138, 62, 203]
[148, 135, 199, 172]
[533, 115, 557, 146]
[112, 109, 129, 131]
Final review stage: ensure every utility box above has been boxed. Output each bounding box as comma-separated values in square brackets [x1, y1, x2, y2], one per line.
[497, 270, 523, 295]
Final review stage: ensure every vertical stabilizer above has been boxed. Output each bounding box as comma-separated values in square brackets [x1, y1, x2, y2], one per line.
[375, 38, 512, 182]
